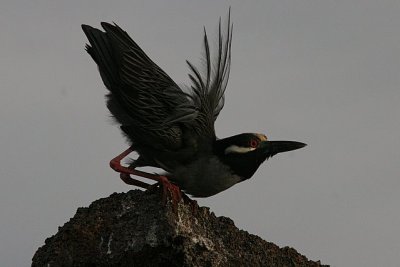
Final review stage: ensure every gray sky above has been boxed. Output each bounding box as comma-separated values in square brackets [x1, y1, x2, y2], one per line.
[1, 1, 399, 266]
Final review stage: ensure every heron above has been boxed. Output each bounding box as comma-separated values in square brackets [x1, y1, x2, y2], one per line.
[81, 10, 306, 202]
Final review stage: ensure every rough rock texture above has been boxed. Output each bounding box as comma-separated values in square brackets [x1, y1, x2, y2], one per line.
[32, 189, 328, 267]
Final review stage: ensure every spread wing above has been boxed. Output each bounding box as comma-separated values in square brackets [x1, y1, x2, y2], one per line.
[82, 10, 232, 151]
[82, 23, 198, 150]
[186, 10, 233, 139]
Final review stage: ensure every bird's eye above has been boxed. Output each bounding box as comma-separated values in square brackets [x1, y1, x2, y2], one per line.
[249, 139, 259, 148]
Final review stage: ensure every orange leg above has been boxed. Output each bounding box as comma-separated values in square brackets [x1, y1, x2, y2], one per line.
[109, 146, 182, 206]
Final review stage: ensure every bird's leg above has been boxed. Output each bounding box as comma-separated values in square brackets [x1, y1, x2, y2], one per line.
[109, 146, 183, 207]
[109, 146, 151, 189]
[109, 146, 163, 183]
[119, 173, 151, 189]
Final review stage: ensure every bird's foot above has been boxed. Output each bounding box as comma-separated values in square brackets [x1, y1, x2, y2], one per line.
[110, 147, 194, 212]
[157, 176, 183, 211]
[146, 178, 198, 213]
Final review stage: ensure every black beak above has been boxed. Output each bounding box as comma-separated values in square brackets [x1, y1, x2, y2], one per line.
[259, 140, 307, 157]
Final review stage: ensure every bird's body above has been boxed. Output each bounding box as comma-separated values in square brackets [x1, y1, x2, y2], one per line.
[82, 11, 306, 198]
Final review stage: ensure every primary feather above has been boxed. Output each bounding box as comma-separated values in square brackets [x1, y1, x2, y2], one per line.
[82, 11, 232, 155]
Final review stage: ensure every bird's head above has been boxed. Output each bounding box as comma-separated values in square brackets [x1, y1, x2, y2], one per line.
[215, 133, 306, 180]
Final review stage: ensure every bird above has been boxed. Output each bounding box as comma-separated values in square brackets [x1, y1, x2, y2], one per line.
[81, 10, 306, 200]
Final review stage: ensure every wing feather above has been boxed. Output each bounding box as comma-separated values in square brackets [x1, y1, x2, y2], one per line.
[82, 23, 197, 150]
[186, 9, 233, 139]
[83, 9, 232, 151]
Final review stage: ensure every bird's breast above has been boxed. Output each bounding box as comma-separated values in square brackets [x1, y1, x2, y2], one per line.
[169, 156, 242, 198]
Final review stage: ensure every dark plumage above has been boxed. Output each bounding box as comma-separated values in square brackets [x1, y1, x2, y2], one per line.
[82, 11, 306, 198]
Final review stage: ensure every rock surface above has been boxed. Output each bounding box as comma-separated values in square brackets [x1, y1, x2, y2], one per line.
[32, 189, 328, 267]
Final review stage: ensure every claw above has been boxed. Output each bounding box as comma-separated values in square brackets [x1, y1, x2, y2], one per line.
[110, 147, 197, 213]
[158, 176, 182, 212]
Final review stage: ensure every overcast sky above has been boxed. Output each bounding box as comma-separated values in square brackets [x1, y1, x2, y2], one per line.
[1, 1, 400, 266]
